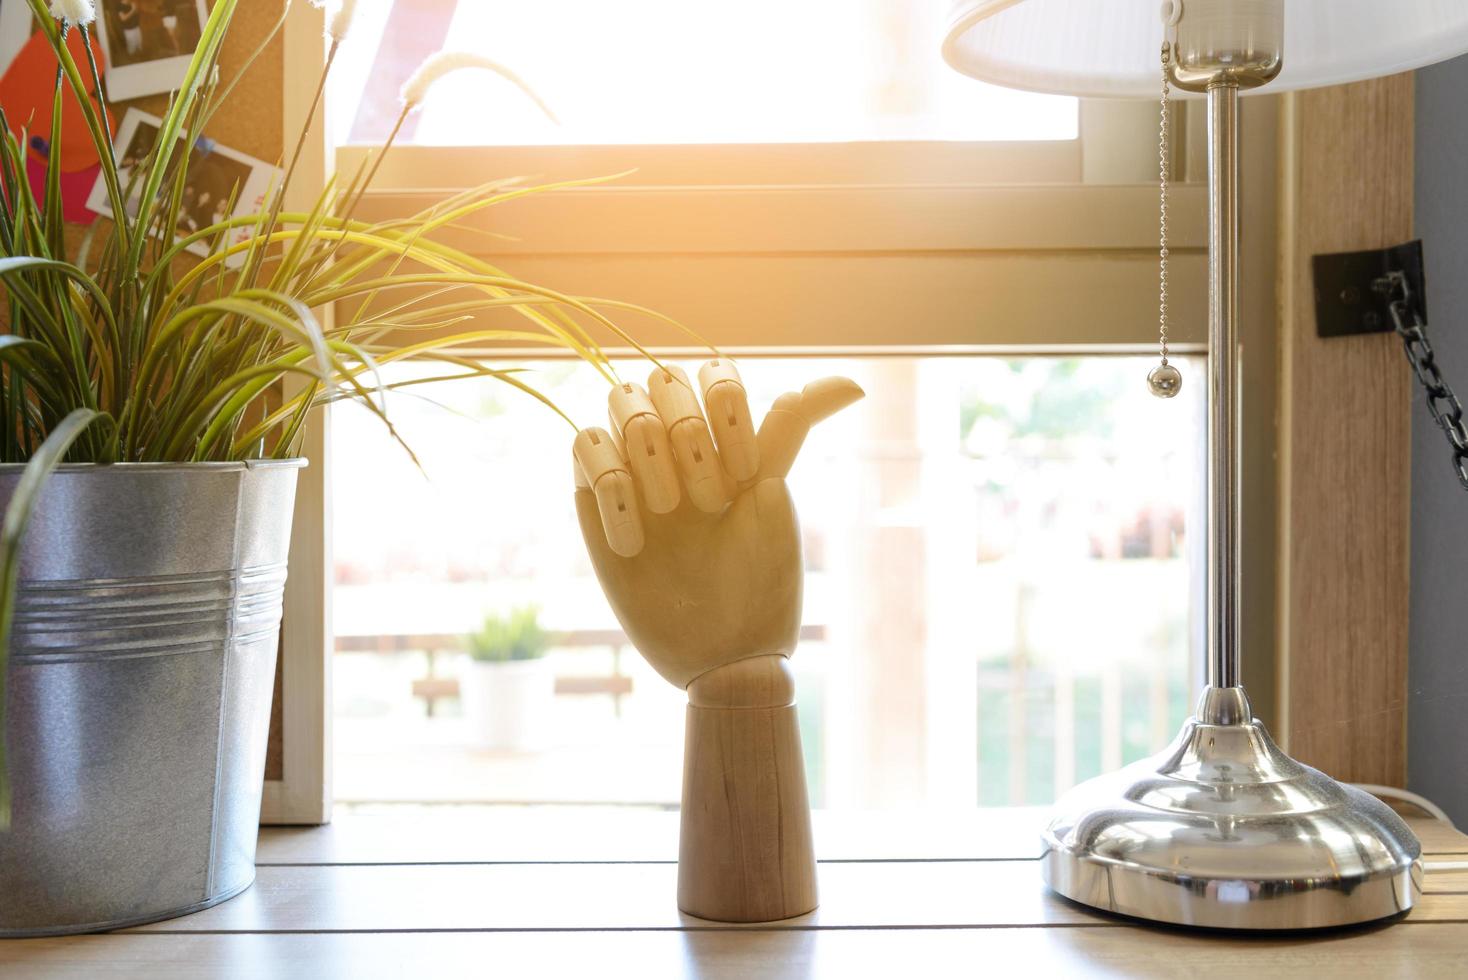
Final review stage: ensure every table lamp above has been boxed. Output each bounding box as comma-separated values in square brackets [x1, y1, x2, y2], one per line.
[944, 0, 1468, 930]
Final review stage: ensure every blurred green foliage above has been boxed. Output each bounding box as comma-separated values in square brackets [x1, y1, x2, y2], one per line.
[465, 606, 550, 662]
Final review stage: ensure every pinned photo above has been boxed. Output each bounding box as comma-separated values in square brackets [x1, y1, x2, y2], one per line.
[93, 0, 208, 100]
[86, 108, 280, 267]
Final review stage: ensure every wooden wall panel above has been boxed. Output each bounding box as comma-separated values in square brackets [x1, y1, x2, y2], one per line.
[1277, 74, 1414, 784]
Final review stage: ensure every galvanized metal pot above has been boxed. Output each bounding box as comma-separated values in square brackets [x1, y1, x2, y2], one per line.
[0, 460, 303, 937]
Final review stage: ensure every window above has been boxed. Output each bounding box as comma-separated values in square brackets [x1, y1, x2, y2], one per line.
[331, 354, 1205, 808]
[271, 0, 1277, 824]
[328, 1, 1076, 147]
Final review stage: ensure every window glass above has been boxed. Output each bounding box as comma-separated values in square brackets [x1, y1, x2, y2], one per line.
[332, 355, 1204, 808]
[328, 0, 1076, 146]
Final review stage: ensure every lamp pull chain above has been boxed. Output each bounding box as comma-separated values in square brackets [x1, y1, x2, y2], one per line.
[1148, 44, 1183, 399]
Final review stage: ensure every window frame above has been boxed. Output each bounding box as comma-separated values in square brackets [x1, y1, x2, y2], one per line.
[331, 103, 1214, 352]
[262, 2, 334, 824]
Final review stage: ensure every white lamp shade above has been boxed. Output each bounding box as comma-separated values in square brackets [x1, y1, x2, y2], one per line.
[944, 0, 1468, 98]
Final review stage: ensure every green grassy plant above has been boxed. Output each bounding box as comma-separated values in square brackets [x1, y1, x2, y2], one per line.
[0, 0, 694, 823]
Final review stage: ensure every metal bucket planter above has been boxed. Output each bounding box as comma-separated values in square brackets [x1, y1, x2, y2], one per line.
[0, 460, 303, 937]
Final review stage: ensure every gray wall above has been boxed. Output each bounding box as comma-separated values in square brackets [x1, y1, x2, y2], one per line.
[1409, 56, 1468, 824]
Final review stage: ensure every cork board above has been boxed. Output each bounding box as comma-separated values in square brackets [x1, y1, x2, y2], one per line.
[122, 1, 285, 162]
[49, 1, 287, 258]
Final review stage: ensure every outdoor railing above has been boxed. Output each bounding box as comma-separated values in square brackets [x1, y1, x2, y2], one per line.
[335, 625, 829, 716]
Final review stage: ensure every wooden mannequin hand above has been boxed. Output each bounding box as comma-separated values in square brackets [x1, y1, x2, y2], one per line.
[573, 360, 862, 690]
[572, 359, 858, 922]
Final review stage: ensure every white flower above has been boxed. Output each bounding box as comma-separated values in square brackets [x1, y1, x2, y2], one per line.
[47, 0, 96, 25]
[327, 0, 357, 42]
[399, 51, 558, 124]
[310, 0, 357, 42]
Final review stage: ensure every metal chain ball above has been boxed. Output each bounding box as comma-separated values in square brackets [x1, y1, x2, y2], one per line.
[1148, 361, 1183, 398]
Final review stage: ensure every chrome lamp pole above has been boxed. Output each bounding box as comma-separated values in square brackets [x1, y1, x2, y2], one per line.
[940, 0, 1460, 929]
[1206, 79, 1242, 700]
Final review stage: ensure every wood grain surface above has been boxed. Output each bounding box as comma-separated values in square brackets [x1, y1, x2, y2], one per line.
[6, 923, 1468, 980]
[1277, 74, 1415, 784]
[2, 810, 1464, 978]
[678, 701, 818, 923]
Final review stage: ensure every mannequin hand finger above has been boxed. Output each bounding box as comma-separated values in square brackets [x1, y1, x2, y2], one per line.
[756, 376, 864, 478]
[647, 365, 727, 512]
[797, 376, 865, 424]
[607, 417, 629, 465]
[574, 483, 623, 581]
[609, 382, 680, 514]
[572, 427, 644, 557]
[573, 455, 616, 566]
[698, 358, 759, 481]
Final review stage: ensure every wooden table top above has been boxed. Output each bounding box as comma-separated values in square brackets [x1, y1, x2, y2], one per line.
[4, 806, 1466, 978]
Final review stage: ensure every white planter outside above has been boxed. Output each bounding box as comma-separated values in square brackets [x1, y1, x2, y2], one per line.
[460, 658, 555, 751]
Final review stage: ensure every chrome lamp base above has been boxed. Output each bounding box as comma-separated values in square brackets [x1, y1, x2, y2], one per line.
[1041, 686, 1423, 930]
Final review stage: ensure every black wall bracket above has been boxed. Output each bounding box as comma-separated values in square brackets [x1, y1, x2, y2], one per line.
[1312, 239, 1426, 338]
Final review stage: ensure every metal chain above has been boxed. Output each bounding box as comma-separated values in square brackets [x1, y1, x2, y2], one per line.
[1145, 46, 1182, 399]
[1377, 271, 1468, 490]
[1157, 50, 1171, 367]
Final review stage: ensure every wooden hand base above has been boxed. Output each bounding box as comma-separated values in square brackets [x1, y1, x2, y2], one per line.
[677, 656, 818, 923]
